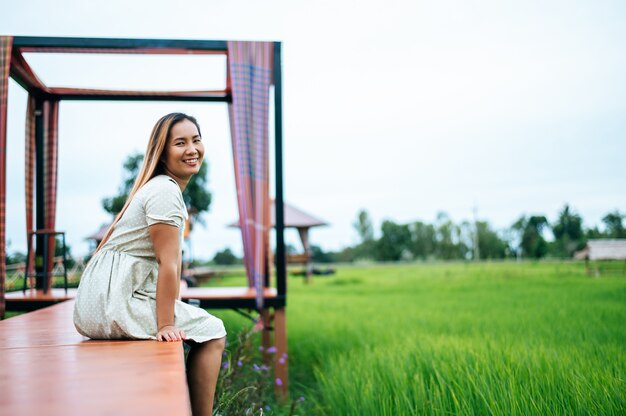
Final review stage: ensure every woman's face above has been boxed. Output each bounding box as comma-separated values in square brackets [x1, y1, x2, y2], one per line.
[162, 119, 204, 180]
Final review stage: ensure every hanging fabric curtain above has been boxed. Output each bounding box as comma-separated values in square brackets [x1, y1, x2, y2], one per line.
[227, 41, 273, 309]
[23, 97, 58, 292]
[24, 95, 36, 286]
[43, 99, 59, 289]
[0, 36, 13, 316]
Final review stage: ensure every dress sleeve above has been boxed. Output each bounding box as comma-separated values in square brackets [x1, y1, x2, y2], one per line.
[143, 179, 186, 229]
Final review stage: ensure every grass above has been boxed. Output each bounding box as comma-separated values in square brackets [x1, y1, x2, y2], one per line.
[209, 261, 626, 415]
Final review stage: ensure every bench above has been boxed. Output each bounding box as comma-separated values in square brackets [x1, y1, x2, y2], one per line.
[0, 300, 190, 415]
[4, 286, 288, 398]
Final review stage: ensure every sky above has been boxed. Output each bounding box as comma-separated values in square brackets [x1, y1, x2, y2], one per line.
[2, 0, 625, 260]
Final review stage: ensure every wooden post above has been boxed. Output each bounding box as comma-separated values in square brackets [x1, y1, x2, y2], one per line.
[261, 308, 271, 365]
[297, 227, 312, 284]
[274, 307, 288, 401]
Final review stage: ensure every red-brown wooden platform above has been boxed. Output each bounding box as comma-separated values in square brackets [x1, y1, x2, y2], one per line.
[5, 287, 280, 312]
[5, 288, 77, 311]
[0, 300, 190, 416]
[182, 287, 277, 300]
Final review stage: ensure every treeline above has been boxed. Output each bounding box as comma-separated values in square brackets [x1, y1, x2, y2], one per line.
[311, 205, 626, 263]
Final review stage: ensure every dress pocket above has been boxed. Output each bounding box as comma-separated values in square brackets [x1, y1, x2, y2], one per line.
[131, 289, 156, 301]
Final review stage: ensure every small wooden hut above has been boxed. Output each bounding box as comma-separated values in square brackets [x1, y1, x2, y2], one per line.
[574, 239, 626, 275]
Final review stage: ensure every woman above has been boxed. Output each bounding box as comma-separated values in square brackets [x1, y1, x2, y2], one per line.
[74, 113, 226, 415]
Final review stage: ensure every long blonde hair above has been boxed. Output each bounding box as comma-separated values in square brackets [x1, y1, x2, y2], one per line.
[94, 113, 201, 253]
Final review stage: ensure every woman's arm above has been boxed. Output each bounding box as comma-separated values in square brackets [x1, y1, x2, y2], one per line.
[149, 223, 186, 342]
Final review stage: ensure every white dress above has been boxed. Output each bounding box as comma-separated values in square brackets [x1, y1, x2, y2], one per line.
[73, 174, 226, 343]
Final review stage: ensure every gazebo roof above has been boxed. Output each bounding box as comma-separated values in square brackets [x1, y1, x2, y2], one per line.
[230, 201, 328, 229]
[86, 223, 110, 242]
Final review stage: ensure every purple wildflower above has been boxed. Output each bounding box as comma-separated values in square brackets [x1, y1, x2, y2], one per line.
[260, 364, 269, 371]
[278, 357, 286, 364]
[266, 346, 277, 353]
[281, 352, 288, 358]
[253, 363, 261, 371]
[264, 405, 271, 411]
[299, 396, 305, 402]
[258, 346, 265, 351]
[237, 360, 243, 367]
[221, 362, 229, 369]
[275, 377, 283, 386]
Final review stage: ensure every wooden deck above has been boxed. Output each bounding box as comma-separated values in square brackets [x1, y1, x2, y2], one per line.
[0, 300, 190, 415]
[181, 286, 277, 300]
[5, 286, 281, 311]
[5, 288, 77, 311]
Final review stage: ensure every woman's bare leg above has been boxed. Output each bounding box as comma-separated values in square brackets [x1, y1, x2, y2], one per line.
[186, 336, 226, 415]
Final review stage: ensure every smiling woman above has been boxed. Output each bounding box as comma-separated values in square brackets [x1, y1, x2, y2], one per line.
[73, 113, 226, 416]
[160, 118, 205, 187]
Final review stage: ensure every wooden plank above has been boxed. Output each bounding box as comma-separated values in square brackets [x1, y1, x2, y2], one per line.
[0, 301, 190, 415]
[0, 301, 84, 349]
[181, 287, 277, 300]
[5, 289, 77, 312]
[5, 287, 280, 311]
[0, 343, 189, 416]
[6, 287, 277, 302]
[5, 288, 77, 302]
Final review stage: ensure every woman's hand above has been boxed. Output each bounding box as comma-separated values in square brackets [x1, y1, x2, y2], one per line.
[157, 325, 187, 342]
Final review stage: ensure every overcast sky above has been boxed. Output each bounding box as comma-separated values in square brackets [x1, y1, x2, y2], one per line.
[2, 0, 625, 259]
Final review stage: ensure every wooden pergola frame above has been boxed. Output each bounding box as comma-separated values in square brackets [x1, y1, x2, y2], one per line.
[1, 35, 288, 395]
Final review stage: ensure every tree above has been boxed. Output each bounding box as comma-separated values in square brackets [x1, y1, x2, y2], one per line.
[410, 221, 436, 260]
[352, 210, 376, 260]
[602, 210, 626, 238]
[102, 153, 144, 215]
[285, 243, 298, 255]
[353, 209, 374, 242]
[181, 163, 211, 227]
[6, 251, 26, 265]
[335, 246, 356, 263]
[212, 248, 239, 265]
[310, 245, 333, 263]
[551, 204, 584, 257]
[512, 215, 549, 258]
[585, 226, 603, 240]
[53, 236, 76, 268]
[376, 220, 412, 261]
[102, 152, 212, 228]
[475, 221, 508, 259]
[435, 212, 467, 260]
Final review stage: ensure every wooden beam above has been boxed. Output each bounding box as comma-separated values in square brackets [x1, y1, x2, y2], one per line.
[57, 92, 231, 102]
[13, 36, 227, 52]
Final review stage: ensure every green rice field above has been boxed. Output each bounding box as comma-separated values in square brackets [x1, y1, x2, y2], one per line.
[213, 261, 626, 415]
